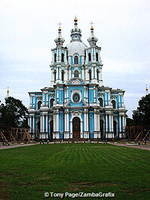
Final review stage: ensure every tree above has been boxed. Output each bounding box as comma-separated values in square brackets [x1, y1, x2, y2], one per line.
[132, 94, 150, 127]
[126, 117, 135, 126]
[0, 97, 29, 128]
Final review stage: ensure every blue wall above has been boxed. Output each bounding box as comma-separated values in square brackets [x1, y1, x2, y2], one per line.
[59, 111, 64, 138]
[89, 111, 94, 138]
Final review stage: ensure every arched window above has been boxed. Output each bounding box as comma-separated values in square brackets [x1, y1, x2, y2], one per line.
[88, 53, 91, 62]
[112, 100, 116, 109]
[61, 53, 64, 62]
[54, 70, 56, 82]
[99, 98, 103, 107]
[89, 69, 92, 80]
[38, 101, 42, 109]
[50, 99, 54, 107]
[96, 52, 98, 61]
[74, 70, 79, 78]
[61, 70, 64, 81]
[74, 56, 78, 64]
[54, 53, 57, 62]
[97, 69, 99, 81]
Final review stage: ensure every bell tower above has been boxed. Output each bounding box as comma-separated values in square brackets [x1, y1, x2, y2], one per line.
[85, 23, 103, 85]
[50, 24, 67, 85]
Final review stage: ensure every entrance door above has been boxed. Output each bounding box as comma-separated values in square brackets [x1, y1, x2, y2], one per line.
[73, 117, 80, 139]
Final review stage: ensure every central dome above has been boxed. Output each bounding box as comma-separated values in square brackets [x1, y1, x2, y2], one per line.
[67, 41, 87, 56]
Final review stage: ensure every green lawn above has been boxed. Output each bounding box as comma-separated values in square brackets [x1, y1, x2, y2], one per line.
[0, 143, 150, 200]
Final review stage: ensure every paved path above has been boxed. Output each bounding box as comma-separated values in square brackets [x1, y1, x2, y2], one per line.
[1, 142, 150, 151]
[0, 143, 39, 150]
[109, 142, 150, 151]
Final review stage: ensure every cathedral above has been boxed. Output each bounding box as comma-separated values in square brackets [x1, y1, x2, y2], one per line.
[28, 18, 127, 140]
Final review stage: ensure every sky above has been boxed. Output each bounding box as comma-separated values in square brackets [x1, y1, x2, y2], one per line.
[0, 0, 150, 117]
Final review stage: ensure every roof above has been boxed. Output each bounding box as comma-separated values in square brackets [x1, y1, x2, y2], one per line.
[67, 41, 87, 56]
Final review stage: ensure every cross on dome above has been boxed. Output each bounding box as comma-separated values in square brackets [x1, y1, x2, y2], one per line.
[87, 21, 98, 47]
[54, 22, 65, 46]
[71, 17, 82, 42]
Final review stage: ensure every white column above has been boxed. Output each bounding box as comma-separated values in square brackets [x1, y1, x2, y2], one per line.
[111, 115, 113, 132]
[55, 113, 59, 132]
[55, 114, 57, 132]
[64, 51, 67, 64]
[93, 48, 95, 62]
[119, 115, 122, 132]
[40, 115, 43, 133]
[97, 113, 100, 131]
[69, 68, 71, 80]
[81, 118, 83, 137]
[53, 113, 56, 132]
[65, 112, 67, 132]
[42, 115, 44, 133]
[94, 110, 97, 138]
[84, 110, 87, 131]
[105, 114, 108, 132]
[46, 114, 48, 133]
[124, 115, 126, 128]
[94, 111, 96, 131]
[109, 115, 112, 132]
[64, 69, 67, 83]
[33, 115, 35, 133]
[81, 66, 84, 79]
[66, 112, 69, 131]
[70, 116, 72, 138]
[97, 113, 100, 138]
[85, 68, 88, 81]
[56, 67, 59, 80]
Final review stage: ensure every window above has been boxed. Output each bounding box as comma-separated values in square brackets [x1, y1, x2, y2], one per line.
[89, 69, 92, 80]
[112, 100, 116, 109]
[88, 53, 91, 62]
[74, 70, 79, 78]
[38, 101, 42, 109]
[73, 93, 80, 103]
[99, 98, 103, 107]
[50, 99, 54, 107]
[54, 70, 56, 82]
[97, 69, 99, 81]
[61, 53, 64, 62]
[61, 70, 64, 81]
[54, 53, 57, 62]
[96, 52, 98, 61]
[74, 56, 78, 64]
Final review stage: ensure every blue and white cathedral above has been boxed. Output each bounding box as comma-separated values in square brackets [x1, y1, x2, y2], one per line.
[28, 18, 127, 140]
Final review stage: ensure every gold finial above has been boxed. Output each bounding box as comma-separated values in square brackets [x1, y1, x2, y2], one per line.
[58, 22, 62, 29]
[146, 84, 149, 95]
[90, 21, 94, 32]
[74, 16, 78, 26]
[6, 87, 10, 97]
[58, 22, 62, 32]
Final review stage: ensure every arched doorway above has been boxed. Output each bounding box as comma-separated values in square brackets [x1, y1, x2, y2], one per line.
[73, 117, 80, 139]
[113, 121, 117, 138]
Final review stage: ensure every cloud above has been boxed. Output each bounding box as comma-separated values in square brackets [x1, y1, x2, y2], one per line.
[0, 0, 150, 118]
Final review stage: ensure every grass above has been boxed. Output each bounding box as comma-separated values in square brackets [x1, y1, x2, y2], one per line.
[0, 143, 150, 200]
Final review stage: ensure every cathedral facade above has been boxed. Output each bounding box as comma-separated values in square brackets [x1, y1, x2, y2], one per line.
[28, 18, 127, 140]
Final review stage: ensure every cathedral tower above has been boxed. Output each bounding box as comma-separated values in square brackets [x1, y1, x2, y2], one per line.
[28, 18, 127, 140]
